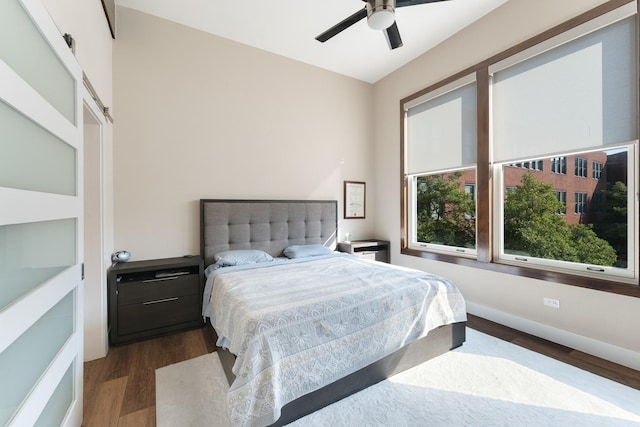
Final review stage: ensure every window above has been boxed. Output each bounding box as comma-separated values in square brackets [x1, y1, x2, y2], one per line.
[402, 2, 638, 290]
[492, 12, 637, 281]
[551, 157, 567, 174]
[414, 170, 476, 249]
[405, 76, 477, 256]
[574, 192, 588, 214]
[465, 184, 476, 201]
[498, 147, 631, 270]
[552, 190, 567, 214]
[531, 160, 543, 171]
[508, 160, 543, 171]
[575, 157, 588, 177]
[497, 146, 633, 278]
[593, 161, 603, 179]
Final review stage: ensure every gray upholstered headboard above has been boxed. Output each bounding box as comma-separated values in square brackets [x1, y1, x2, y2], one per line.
[200, 199, 338, 268]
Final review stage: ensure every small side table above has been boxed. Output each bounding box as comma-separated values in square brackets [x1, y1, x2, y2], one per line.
[337, 240, 390, 263]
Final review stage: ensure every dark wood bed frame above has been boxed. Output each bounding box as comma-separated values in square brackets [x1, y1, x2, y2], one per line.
[200, 199, 466, 426]
[210, 320, 465, 426]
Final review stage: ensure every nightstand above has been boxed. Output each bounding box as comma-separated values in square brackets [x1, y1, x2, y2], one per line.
[337, 240, 390, 263]
[107, 256, 204, 345]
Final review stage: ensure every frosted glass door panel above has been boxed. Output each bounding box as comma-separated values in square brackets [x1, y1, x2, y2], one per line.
[0, 218, 76, 310]
[0, 100, 76, 195]
[0, 0, 75, 123]
[0, 0, 82, 425]
[34, 363, 74, 427]
[0, 291, 74, 426]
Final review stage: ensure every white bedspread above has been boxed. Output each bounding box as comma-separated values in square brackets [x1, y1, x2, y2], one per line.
[206, 254, 467, 427]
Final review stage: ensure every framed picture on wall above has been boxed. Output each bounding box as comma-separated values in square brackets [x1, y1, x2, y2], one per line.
[344, 181, 365, 219]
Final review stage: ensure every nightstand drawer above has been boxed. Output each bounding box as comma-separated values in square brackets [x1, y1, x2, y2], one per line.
[357, 251, 378, 260]
[117, 274, 199, 305]
[118, 294, 200, 335]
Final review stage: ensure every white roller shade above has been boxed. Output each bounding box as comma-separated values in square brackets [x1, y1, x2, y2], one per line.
[406, 80, 477, 174]
[493, 16, 637, 162]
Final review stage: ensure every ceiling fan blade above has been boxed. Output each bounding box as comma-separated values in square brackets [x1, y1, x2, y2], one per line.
[396, 0, 450, 7]
[385, 21, 403, 49]
[316, 8, 368, 42]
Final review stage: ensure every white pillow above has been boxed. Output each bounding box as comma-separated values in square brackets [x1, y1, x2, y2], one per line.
[214, 249, 273, 266]
[283, 244, 333, 259]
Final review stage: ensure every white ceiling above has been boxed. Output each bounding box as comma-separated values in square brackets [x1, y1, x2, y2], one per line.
[115, 0, 508, 83]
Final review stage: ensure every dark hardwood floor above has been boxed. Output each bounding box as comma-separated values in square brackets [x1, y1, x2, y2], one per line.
[81, 315, 640, 426]
[82, 327, 216, 427]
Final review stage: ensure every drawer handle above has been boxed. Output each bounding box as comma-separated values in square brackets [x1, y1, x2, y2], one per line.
[143, 297, 179, 305]
[142, 276, 180, 283]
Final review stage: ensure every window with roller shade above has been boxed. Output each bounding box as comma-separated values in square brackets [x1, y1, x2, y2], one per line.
[401, 1, 639, 290]
[491, 12, 637, 281]
[404, 76, 477, 257]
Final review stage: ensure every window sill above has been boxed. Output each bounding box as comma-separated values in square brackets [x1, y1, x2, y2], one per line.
[401, 247, 640, 298]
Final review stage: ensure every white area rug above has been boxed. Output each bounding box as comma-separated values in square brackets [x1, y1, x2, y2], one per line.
[156, 329, 640, 426]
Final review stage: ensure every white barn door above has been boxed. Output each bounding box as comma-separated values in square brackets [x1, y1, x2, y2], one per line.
[0, 0, 84, 426]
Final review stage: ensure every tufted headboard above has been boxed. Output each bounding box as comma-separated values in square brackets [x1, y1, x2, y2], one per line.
[200, 199, 338, 268]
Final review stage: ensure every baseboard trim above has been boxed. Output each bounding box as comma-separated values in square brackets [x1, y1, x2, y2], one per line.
[466, 302, 640, 372]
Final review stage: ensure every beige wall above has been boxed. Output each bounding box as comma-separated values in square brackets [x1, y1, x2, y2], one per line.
[111, 2, 639, 368]
[42, 0, 113, 108]
[373, 0, 640, 368]
[113, 7, 375, 261]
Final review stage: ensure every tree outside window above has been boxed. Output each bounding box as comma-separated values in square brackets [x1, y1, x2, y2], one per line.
[504, 174, 616, 266]
[415, 171, 476, 249]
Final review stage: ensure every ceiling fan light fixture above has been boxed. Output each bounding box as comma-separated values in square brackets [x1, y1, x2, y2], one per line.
[366, 0, 395, 31]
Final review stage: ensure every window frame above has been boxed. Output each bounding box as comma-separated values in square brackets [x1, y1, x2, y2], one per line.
[575, 157, 588, 178]
[404, 74, 479, 258]
[465, 183, 476, 201]
[551, 157, 567, 174]
[407, 167, 478, 258]
[574, 191, 588, 214]
[493, 144, 636, 281]
[593, 161, 604, 179]
[400, 0, 640, 298]
[552, 190, 567, 214]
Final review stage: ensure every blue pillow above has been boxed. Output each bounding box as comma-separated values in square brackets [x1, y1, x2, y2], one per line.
[283, 244, 333, 259]
[214, 249, 273, 267]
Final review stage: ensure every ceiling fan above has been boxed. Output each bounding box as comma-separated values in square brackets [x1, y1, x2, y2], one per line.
[316, 0, 450, 50]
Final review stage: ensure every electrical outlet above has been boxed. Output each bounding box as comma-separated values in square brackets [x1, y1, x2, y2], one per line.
[543, 297, 560, 309]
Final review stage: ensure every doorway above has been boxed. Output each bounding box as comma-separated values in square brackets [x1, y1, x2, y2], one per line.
[83, 99, 108, 361]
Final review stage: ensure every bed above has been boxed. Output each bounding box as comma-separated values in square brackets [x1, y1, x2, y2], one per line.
[200, 199, 467, 427]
